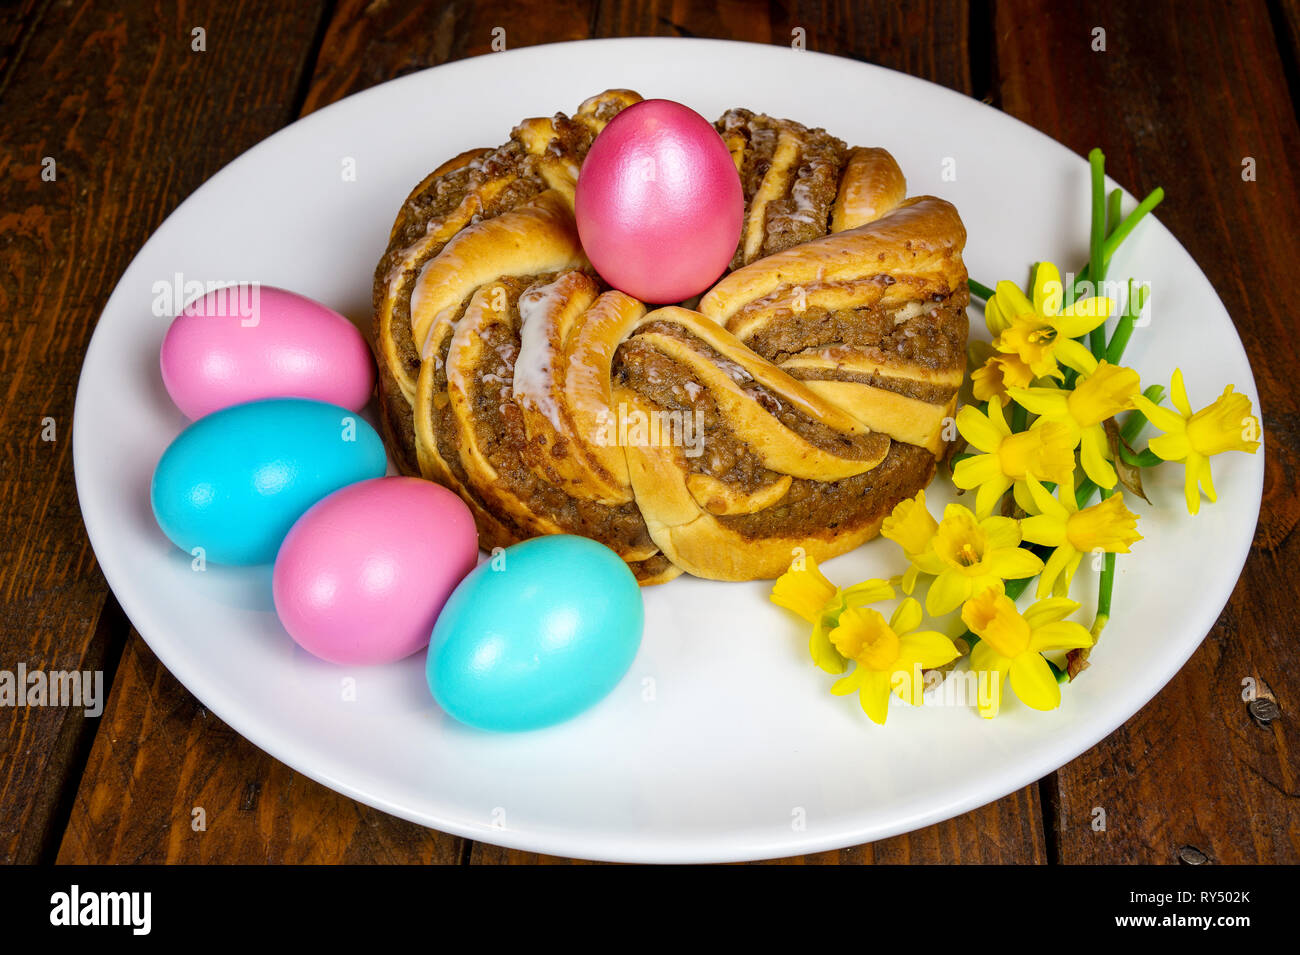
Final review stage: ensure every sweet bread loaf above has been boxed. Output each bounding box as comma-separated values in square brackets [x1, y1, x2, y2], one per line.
[372, 90, 968, 583]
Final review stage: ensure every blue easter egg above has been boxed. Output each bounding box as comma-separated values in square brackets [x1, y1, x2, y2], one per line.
[150, 398, 387, 565]
[427, 535, 644, 731]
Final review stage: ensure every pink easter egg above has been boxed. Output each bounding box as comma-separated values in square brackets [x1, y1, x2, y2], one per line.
[575, 99, 743, 304]
[160, 284, 375, 419]
[272, 477, 479, 665]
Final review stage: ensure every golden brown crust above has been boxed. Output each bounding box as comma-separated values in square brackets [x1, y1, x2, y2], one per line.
[372, 90, 969, 583]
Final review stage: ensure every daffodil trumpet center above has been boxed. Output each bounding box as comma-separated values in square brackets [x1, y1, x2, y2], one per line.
[860, 628, 901, 670]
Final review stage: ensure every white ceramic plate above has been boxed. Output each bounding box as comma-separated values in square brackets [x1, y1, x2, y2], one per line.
[74, 38, 1263, 863]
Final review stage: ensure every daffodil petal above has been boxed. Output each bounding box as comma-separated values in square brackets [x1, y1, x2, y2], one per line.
[901, 564, 920, 595]
[974, 475, 1013, 518]
[889, 597, 924, 636]
[1033, 544, 1069, 598]
[1080, 424, 1117, 489]
[970, 640, 1007, 673]
[912, 549, 948, 576]
[988, 546, 1046, 580]
[1028, 620, 1093, 653]
[1183, 455, 1202, 515]
[830, 667, 867, 695]
[1032, 261, 1063, 315]
[1056, 296, 1113, 336]
[1149, 431, 1190, 462]
[1132, 396, 1186, 435]
[926, 569, 970, 616]
[1198, 454, 1217, 503]
[1009, 653, 1063, 710]
[969, 645, 1009, 719]
[1054, 337, 1099, 376]
[1062, 550, 1084, 593]
[980, 515, 1022, 550]
[952, 453, 1004, 490]
[810, 622, 849, 674]
[1170, 367, 1192, 418]
[957, 404, 1005, 453]
[1023, 474, 1064, 518]
[858, 670, 894, 725]
[842, 578, 896, 606]
[1012, 479, 1039, 515]
[984, 296, 1009, 336]
[1022, 596, 1082, 629]
[1020, 514, 1067, 547]
[891, 663, 926, 706]
[1008, 387, 1069, 418]
[994, 280, 1035, 321]
[898, 630, 961, 670]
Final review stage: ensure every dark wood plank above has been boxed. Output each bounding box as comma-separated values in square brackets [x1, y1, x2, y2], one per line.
[56, 633, 460, 863]
[300, 0, 598, 115]
[996, 0, 1300, 863]
[1270, 0, 1300, 109]
[594, 0, 972, 95]
[0, 0, 49, 98]
[0, 0, 330, 865]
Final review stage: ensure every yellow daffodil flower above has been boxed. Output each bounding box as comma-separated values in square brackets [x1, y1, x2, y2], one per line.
[1019, 476, 1142, 598]
[1008, 359, 1140, 489]
[952, 399, 1077, 516]
[908, 503, 1045, 616]
[986, 264, 1112, 380]
[969, 341, 1035, 408]
[770, 554, 895, 674]
[1131, 369, 1262, 515]
[827, 598, 961, 724]
[880, 490, 938, 594]
[961, 588, 1094, 718]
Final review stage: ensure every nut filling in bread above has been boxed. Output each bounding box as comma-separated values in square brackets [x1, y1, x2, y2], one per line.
[372, 89, 970, 583]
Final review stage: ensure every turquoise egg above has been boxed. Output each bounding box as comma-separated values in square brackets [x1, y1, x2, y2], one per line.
[150, 398, 387, 565]
[427, 535, 644, 732]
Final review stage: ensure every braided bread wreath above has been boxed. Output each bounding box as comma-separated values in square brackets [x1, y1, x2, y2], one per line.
[373, 90, 969, 585]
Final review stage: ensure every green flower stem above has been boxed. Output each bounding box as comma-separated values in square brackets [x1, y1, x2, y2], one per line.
[1107, 187, 1122, 236]
[1093, 488, 1118, 641]
[1069, 186, 1166, 301]
[968, 278, 996, 301]
[1075, 477, 1099, 509]
[1009, 401, 1029, 433]
[1087, 149, 1109, 358]
[1105, 279, 1148, 366]
[1118, 444, 1163, 468]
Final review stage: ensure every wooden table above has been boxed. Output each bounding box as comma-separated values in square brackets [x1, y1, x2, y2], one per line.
[2, 0, 1297, 865]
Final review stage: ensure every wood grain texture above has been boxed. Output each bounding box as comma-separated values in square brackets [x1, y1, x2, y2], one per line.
[300, 0, 598, 115]
[56, 633, 461, 863]
[0, 0, 329, 864]
[594, 0, 972, 93]
[996, 0, 1300, 863]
